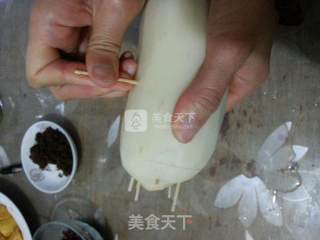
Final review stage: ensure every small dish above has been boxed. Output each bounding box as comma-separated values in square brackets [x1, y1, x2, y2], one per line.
[33, 221, 86, 240]
[33, 220, 103, 240]
[0, 192, 32, 240]
[21, 121, 78, 194]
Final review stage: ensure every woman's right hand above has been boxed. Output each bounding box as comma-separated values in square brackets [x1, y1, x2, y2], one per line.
[26, 0, 144, 100]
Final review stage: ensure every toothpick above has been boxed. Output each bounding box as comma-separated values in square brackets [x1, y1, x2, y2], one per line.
[134, 182, 141, 202]
[128, 177, 135, 192]
[168, 186, 172, 199]
[171, 183, 181, 212]
[74, 69, 138, 85]
[74, 69, 90, 76]
[117, 79, 139, 85]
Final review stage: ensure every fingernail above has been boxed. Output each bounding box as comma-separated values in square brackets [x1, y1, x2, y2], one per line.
[123, 51, 133, 59]
[172, 112, 199, 143]
[175, 126, 197, 143]
[124, 62, 137, 77]
[92, 64, 115, 87]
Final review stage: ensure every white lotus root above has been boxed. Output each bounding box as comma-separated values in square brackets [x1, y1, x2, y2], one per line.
[120, 0, 226, 211]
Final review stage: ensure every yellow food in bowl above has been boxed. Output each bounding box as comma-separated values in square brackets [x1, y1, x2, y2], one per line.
[0, 205, 22, 240]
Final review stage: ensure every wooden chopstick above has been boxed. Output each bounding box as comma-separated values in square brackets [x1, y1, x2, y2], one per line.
[74, 69, 138, 85]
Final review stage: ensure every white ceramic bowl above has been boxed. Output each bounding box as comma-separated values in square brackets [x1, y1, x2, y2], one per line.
[21, 121, 78, 194]
[0, 192, 32, 240]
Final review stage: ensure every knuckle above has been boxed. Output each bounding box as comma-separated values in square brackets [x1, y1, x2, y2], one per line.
[252, 62, 270, 85]
[128, 0, 146, 12]
[46, 12, 57, 26]
[51, 89, 66, 101]
[108, 0, 145, 13]
[194, 87, 223, 114]
[208, 37, 254, 64]
[88, 34, 120, 56]
[259, 63, 270, 82]
[27, 73, 42, 89]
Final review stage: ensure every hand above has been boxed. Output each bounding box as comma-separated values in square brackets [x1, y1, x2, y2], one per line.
[173, 0, 277, 143]
[26, 0, 145, 100]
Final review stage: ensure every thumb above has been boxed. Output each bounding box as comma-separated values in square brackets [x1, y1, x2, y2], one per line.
[172, 60, 231, 144]
[87, 0, 144, 87]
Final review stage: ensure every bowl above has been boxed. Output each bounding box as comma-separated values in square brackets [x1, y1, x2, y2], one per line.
[0, 192, 32, 240]
[21, 121, 78, 194]
[33, 220, 103, 240]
